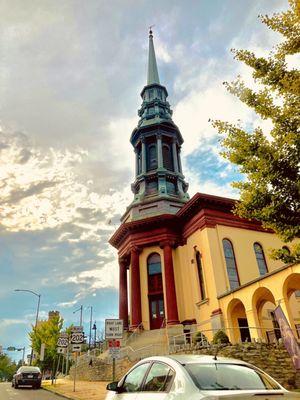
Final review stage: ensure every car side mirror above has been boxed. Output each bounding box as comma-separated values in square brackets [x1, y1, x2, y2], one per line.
[106, 381, 120, 392]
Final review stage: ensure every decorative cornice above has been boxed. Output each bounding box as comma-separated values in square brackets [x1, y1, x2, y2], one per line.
[110, 192, 273, 255]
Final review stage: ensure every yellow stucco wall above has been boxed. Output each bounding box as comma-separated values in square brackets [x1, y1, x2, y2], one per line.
[134, 223, 299, 343]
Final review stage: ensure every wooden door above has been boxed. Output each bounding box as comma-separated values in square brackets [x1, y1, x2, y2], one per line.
[149, 295, 165, 330]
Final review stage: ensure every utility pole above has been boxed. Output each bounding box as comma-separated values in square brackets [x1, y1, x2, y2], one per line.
[92, 322, 97, 348]
[73, 305, 83, 326]
[14, 289, 41, 366]
[87, 306, 93, 350]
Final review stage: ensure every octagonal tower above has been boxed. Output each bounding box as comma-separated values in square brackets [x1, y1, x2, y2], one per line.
[122, 30, 189, 223]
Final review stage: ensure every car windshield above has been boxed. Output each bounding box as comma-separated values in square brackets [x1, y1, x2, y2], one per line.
[18, 366, 40, 373]
[184, 363, 280, 391]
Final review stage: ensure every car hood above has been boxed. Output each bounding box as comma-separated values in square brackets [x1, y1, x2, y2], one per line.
[201, 390, 300, 399]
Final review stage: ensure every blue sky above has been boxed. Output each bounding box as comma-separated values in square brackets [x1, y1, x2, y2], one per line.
[0, 0, 289, 361]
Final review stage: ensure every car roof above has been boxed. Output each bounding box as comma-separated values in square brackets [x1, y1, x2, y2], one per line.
[18, 366, 40, 370]
[141, 354, 250, 366]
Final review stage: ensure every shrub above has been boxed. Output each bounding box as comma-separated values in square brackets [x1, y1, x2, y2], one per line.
[193, 331, 208, 345]
[212, 330, 230, 344]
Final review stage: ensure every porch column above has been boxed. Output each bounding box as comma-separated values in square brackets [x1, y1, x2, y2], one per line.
[157, 133, 163, 168]
[161, 241, 179, 325]
[245, 309, 260, 341]
[141, 136, 146, 174]
[130, 246, 142, 329]
[119, 257, 128, 330]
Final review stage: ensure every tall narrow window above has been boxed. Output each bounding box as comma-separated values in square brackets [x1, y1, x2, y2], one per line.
[162, 144, 173, 171]
[222, 239, 240, 290]
[254, 242, 268, 276]
[195, 250, 206, 300]
[147, 253, 162, 293]
[147, 144, 157, 171]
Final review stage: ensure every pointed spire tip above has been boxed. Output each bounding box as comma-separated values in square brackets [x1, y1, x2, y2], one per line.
[147, 25, 160, 85]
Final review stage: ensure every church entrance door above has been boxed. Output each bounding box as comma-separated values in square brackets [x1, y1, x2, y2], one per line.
[149, 295, 165, 330]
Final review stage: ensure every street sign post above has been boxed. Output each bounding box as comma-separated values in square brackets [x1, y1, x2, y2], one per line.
[105, 319, 123, 339]
[105, 320, 123, 381]
[70, 326, 84, 393]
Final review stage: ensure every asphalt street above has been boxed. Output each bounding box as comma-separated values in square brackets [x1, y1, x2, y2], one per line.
[0, 383, 63, 400]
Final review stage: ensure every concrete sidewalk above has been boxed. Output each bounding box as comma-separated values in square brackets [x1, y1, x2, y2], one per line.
[42, 378, 108, 400]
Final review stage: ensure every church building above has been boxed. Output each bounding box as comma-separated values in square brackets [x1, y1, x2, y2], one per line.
[109, 31, 300, 344]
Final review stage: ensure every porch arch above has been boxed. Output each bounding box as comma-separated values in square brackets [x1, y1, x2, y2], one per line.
[227, 298, 251, 343]
[252, 287, 277, 342]
[282, 273, 300, 337]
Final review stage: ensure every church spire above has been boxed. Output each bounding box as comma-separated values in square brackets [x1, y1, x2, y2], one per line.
[147, 28, 160, 85]
[122, 30, 189, 222]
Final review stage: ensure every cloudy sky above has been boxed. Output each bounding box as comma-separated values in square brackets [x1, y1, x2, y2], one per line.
[0, 0, 289, 360]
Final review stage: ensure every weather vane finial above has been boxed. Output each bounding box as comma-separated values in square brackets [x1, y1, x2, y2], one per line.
[149, 25, 155, 37]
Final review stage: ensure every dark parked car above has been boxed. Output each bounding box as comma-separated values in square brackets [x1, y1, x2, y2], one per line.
[12, 366, 42, 389]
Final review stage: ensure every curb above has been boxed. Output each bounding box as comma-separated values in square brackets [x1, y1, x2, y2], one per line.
[42, 386, 77, 400]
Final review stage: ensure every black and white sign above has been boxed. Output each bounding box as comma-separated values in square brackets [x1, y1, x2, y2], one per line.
[105, 319, 123, 339]
[57, 347, 66, 354]
[72, 344, 82, 352]
[71, 332, 84, 344]
[57, 337, 69, 347]
[70, 326, 84, 344]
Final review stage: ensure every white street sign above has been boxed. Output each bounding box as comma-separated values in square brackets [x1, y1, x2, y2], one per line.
[57, 337, 69, 347]
[105, 319, 123, 339]
[57, 347, 66, 354]
[71, 332, 84, 344]
[71, 326, 83, 333]
[109, 347, 120, 359]
[72, 344, 82, 352]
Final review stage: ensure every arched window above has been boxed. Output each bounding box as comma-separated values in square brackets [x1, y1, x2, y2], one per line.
[222, 239, 240, 290]
[162, 144, 173, 171]
[147, 144, 157, 171]
[147, 253, 163, 293]
[195, 250, 206, 300]
[254, 243, 268, 276]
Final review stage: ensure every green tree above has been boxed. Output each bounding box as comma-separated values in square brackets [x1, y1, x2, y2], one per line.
[213, 0, 300, 262]
[29, 313, 63, 371]
[0, 354, 17, 381]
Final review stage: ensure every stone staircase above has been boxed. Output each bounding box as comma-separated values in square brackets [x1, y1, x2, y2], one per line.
[95, 324, 185, 362]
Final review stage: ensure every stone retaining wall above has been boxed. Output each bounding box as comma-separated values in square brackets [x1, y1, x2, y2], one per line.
[70, 343, 299, 390]
[69, 357, 135, 382]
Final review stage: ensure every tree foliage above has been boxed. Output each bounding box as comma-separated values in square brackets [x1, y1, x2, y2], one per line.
[213, 0, 300, 262]
[29, 313, 63, 370]
[0, 354, 17, 381]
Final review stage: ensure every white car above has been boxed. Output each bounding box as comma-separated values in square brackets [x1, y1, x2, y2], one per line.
[105, 355, 300, 399]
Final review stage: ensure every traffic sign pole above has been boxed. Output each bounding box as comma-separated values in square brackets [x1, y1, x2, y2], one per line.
[112, 358, 116, 382]
[73, 352, 78, 392]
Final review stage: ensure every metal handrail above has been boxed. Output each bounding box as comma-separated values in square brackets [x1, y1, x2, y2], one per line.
[169, 326, 278, 348]
[123, 322, 144, 346]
